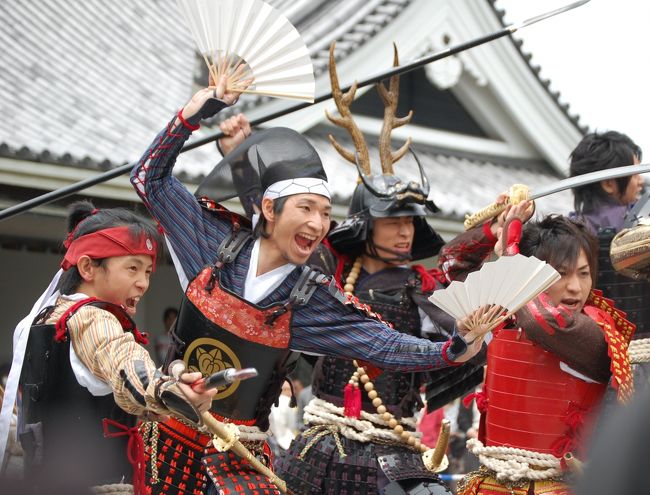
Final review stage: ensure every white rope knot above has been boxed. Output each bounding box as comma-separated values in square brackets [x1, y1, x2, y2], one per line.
[466, 438, 563, 482]
[302, 397, 418, 445]
[91, 484, 134, 494]
[628, 338, 650, 364]
[236, 424, 268, 442]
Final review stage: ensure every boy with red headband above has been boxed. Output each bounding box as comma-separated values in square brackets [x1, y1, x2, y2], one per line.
[0, 201, 218, 495]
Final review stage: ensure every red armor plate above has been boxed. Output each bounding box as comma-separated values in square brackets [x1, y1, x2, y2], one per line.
[484, 328, 606, 454]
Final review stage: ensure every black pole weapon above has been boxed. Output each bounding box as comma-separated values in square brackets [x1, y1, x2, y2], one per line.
[0, 0, 590, 222]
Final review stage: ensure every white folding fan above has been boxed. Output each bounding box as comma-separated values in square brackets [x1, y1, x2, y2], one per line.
[176, 0, 315, 102]
[429, 254, 560, 336]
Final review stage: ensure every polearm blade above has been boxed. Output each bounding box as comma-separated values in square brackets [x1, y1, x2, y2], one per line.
[0, 0, 591, 222]
[464, 162, 650, 230]
[513, 0, 591, 31]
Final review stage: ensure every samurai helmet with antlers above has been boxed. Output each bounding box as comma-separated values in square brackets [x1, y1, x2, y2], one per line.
[326, 42, 443, 261]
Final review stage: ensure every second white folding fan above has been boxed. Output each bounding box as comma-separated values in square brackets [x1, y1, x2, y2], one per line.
[176, 0, 315, 102]
[429, 254, 560, 332]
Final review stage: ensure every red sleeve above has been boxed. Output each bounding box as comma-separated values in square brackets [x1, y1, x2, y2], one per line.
[438, 222, 497, 282]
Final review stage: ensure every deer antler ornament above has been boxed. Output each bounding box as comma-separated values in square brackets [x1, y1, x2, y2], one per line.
[325, 42, 371, 175]
[377, 43, 413, 175]
[326, 42, 413, 177]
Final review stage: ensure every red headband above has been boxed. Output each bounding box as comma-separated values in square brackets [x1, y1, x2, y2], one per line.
[61, 226, 158, 271]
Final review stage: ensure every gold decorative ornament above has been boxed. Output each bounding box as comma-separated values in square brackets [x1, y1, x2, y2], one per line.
[183, 337, 242, 400]
[463, 184, 530, 230]
[211, 422, 240, 452]
[422, 419, 450, 473]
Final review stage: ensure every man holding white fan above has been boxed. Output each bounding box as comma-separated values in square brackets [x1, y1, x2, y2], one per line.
[442, 205, 635, 495]
[130, 71, 488, 495]
[275, 44, 488, 495]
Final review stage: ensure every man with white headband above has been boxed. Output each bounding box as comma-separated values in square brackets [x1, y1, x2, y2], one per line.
[130, 75, 489, 495]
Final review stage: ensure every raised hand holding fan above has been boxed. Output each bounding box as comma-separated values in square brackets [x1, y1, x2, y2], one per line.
[429, 254, 560, 343]
[176, 0, 315, 102]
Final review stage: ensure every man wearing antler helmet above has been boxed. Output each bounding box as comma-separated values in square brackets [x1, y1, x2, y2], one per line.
[130, 67, 488, 494]
[274, 43, 486, 495]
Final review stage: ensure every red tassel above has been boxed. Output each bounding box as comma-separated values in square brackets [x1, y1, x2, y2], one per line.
[343, 383, 362, 418]
[103, 418, 146, 495]
[463, 389, 488, 413]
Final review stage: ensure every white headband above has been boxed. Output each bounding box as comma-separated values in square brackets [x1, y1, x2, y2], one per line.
[263, 177, 331, 200]
[251, 178, 331, 229]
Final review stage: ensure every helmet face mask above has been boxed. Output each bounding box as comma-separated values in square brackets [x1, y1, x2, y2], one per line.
[329, 174, 444, 261]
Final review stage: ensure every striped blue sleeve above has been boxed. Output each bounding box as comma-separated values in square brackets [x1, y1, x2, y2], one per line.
[289, 284, 464, 371]
[130, 117, 231, 280]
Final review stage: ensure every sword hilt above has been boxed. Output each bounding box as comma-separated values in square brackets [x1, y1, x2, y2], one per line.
[422, 418, 451, 473]
[463, 184, 530, 231]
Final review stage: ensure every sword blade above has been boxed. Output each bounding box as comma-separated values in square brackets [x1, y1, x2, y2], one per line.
[531, 163, 650, 200]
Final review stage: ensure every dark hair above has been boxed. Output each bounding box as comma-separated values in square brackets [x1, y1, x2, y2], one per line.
[163, 307, 178, 321]
[570, 131, 642, 213]
[252, 196, 290, 239]
[57, 200, 162, 295]
[519, 215, 598, 286]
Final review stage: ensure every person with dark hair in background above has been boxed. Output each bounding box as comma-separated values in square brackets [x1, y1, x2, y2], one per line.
[0, 201, 218, 495]
[130, 71, 488, 495]
[163, 307, 179, 333]
[570, 130, 644, 233]
[568, 131, 650, 407]
[569, 131, 650, 339]
[454, 213, 635, 495]
[152, 307, 179, 364]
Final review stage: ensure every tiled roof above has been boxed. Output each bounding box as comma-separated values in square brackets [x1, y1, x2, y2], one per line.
[0, 0, 574, 220]
[0, 0, 195, 166]
[0, 0, 412, 168]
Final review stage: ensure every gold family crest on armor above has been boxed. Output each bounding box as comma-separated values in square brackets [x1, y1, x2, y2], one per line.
[183, 337, 242, 400]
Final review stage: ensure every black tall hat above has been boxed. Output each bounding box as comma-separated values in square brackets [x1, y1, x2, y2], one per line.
[325, 42, 443, 261]
[195, 128, 329, 218]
